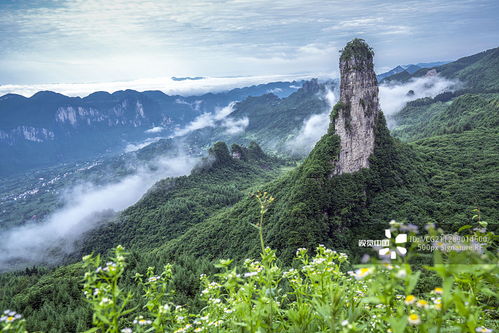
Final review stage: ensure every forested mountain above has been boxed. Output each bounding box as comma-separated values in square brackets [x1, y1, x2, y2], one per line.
[77, 142, 290, 255]
[385, 46, 499, 141]
[390, 92, 499, 141]
[0, 81, 303, 176]
[78, 40, 497, 264]
[0, 40, 497, 332]
[0, 80, 331, 232]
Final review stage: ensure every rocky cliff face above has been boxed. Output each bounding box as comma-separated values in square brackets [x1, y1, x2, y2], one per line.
[333, 39, 380, 175]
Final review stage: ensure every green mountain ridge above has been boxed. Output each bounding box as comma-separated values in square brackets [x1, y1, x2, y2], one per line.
[77, 141, 289, 256]
[382, 46, 499, 91]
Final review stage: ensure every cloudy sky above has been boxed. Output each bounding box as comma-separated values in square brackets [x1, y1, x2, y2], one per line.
[0, 0, 497, 92]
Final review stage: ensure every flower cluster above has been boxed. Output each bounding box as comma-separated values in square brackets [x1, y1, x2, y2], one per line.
[0, 310, 22, 323]
[71, 216, 499, 333]
[0, 309, 25, 332]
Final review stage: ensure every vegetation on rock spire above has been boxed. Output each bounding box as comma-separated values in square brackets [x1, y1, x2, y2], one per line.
[339, 38, 375, 63]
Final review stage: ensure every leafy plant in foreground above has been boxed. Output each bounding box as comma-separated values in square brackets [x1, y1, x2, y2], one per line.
[2, 197, 497, 332]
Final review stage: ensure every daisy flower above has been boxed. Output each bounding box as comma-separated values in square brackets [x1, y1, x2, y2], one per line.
[434, 287, 443, 294]
[416, 300, 429, 308]
[408, 313, 421, 325]
[475, 327, 492, 333]
[352, 267, 373, 280]
[404, 295, 416, 305]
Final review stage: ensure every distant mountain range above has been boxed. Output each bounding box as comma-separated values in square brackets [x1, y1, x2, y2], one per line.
[0, 81, 304, 177]
[171, 76, 205, 81]
[377, 61, 450, 81]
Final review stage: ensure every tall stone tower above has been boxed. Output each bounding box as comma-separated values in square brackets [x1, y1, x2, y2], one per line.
[333, 39, 380, 175]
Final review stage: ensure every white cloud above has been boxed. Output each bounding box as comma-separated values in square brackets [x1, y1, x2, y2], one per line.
[175, 98, 203, 111]
[145, 126, 165, 134]
[222, 117, 249, 135]
[378, 25, 412, 35]
[286, 87, 337, 154]
[1, 0, 497, 85]
[0, 74, 316, 98]
[323, 88, 337, 109]
[214, 102, 237, 120]
[0, 153, 200, 271]
[174, 113, 215, 137]
[324, 17, 384, 30]
[322, 17, 412, 36]
[239, 44, 339, 75]
[124, 137, 163, 152]
[267, 87, 282, 94]
[173, 101, 238, 137]
[379, 74, 459, 119]
[287, 112, 330, 155]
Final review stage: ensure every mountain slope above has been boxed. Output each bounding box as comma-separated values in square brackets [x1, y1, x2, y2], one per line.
[391, 93, 499, 141]
[77, 142, 289, 255]
[177, 79, 335, 154]
[386, 46, 499, 142]
[129, 41, 499, 264]
[105, 40, 434, 262]
[382, 46, 499, 91]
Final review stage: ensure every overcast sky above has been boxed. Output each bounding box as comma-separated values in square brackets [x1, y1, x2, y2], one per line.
[0, 0, 498, 91]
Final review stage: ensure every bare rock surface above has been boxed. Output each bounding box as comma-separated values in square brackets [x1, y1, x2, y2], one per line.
[333, 39, 380, 175]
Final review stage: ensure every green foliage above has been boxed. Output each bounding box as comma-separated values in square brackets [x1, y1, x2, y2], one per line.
[0, 264, 90, 332]
[249, 191, 276, 252]
[77, 142, 287, 255]
[391, 93, 499, 141]
[5, 212, 497, 332]
[82, 246, 135, 332]
[208, 142, 232, 166]
[340, 38, 375, 63]
[441, 47, 499, 91]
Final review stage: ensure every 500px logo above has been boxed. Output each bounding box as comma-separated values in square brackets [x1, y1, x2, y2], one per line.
[417, 243, 484, 252]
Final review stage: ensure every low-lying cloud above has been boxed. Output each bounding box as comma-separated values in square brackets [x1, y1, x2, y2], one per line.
[222, 117, 249, 135]
[145, 126, 165, 134]
[0, 153, 200, 272]
[0, 74, 318, 98]
[286, 87, 337, 155]
[172, 101, 248, 137]
[124, 137, 163, 152]
[379, 75, 459, 118]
